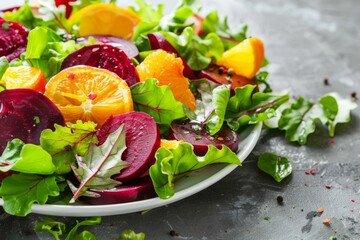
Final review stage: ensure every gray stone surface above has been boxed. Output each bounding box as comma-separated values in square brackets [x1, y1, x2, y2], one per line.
[1, 0, 360, 239]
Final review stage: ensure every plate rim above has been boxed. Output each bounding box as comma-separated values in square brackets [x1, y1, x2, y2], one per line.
[0, 123, 262, 216]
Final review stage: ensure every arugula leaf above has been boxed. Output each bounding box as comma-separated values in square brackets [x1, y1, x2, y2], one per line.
[114, 229, 146, 240]
[161, 27, 224, 71]
[65, 217, 101, 240]
[0, 173, 60, 216]
[35, 217, 66, 240]
[69, 125, 128, 202]
[257, 152, 292, 182]
[128, 0, 163, 22]
[201, 10, 247, 49]
[40, 121, 98, 174]
[150, 142, 240, 199]
[131, 78, 186, 133]
[0, 139, 55, 174]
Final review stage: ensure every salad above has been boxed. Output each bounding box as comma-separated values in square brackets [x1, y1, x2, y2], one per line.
[0, 0, 356, 217]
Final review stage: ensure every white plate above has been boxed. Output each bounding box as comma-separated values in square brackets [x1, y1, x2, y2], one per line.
[0, 123, 261, 216]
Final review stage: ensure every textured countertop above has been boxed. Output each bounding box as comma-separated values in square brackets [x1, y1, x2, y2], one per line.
[1, 0, 360, 239]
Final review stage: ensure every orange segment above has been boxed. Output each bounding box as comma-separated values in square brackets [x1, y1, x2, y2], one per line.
[160, 139, 184, 149]
[44, 65, 133, 125]
[136, 50, 196, 110]
[217, 37, 265, 79]
[68, 3, 141, 39]
[1, 66, 46, 93]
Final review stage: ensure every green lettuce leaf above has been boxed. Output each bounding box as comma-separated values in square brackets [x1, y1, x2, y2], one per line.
[0, 57, 9, 83]
[131, 78, 186, 133]
[0, 139, 55, 175]
[201, 10, 247, 49]
[40, 121, 98, 174]
[161, 27, 224, 71]
[65, 217, 101, 240]
[0, 173, 60, 216]
[35, 217, 66, 240]
[128, 0, 163, 22]
[150, 142, 240, 199]
[68, 125, 128, 202]
[114, 229, 146, 240]
[257, 152, 292, 182]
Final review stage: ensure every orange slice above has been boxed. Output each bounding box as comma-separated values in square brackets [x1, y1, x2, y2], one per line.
[1, 66, 46, 93]
[44, 65, 133, 125]
[136, 50, 196, 110]
[217, 37, 265, 79]
[68, 3, 141, 39]
[160, 139, 184, 149]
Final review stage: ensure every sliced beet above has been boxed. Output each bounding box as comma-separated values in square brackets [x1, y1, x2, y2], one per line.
[148, 32, 196, 79]
[169, 120, 240, 156]
[0, 18, 28, 61]
[61, 44, 139, 87]
[77, 35, 139, 58]
[198, 65, 258, 94]
[97, 112, 160, 182]
[0, 89, 65, 153]
[82, 177, 156, 205]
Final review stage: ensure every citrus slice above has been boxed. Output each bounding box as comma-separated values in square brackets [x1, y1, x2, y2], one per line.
[44, 65, 133, 125]
[136, 50, 196, 110]
[160, 139, 184, 149]
[217, 37, 264, 79]
[1, 66, 46, 93]
[68, 3, 141, 39]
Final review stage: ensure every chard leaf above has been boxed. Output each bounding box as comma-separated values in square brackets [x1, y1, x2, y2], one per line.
[35, 218, 66, 240]
[201, 10, 247, 49]
[0, 139, 55, 175]
[131, 78, 185, 130]
[0, 173, 60, 216]
[40, 121, 98, 174]
[65, 217, 101, 240]
[128, 0, 163, 22]
[257, 152, 292, 182]
[226, 87, 290, 131]
[0, 56, 9, 82]
[161, 27, 224, 71]
[69, 125, 128, 202]
[150, 142, 240, 199]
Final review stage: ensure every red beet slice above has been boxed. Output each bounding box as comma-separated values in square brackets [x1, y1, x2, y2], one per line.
[82, 177, 156, 205]
[198, 65, 258, 94]
[61, 44, 139, 86]
[97, 112, 160, 182]
[0, 18, 28, 61]
[148, 32, 196, 79]
[77, 35, 139, 58]
[0, 89, 65, 153]
[169, 120, 240, 156]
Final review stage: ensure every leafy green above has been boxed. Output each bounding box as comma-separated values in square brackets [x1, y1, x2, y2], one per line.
[40, 121, 98, 174]
[25, 26, 80, 78]
[0, 56, 9, 83]
[128, 0, 163, 22]
[277, 93, 357, 144]
[150, 142, 240, 199]
[131, 78, 186, 134]
[68, 125, 128, 202]
[35, 218, 66, 240]
[161, 27, 224, 71]
[201, 10, 247, 49]
[65, 217, 101, 240]
[0, 139, 55, 174]
[114, 229, 146, 240]
[257, 152, 292, 182]
[0, 173, 60, 216]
